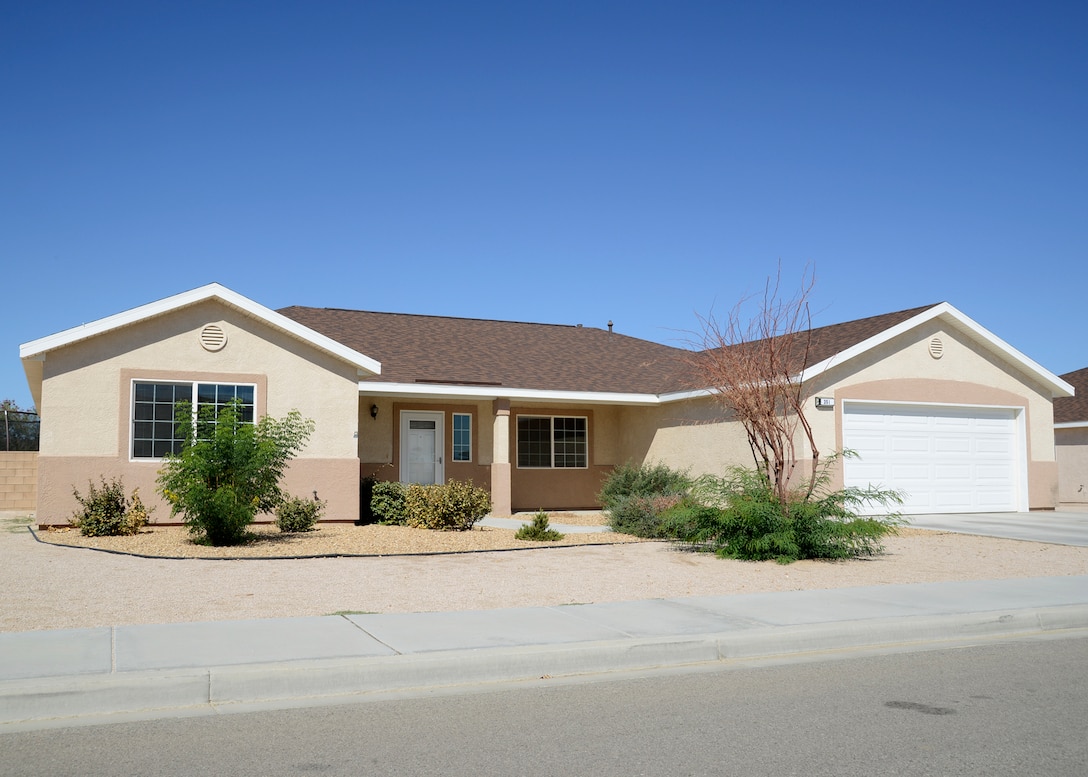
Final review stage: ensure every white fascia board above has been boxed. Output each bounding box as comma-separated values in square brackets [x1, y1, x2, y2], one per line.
[657, 387, 716, 403]
[19, 283, 382, 377]
[1055, 421, 1088, 429]
[799, 302, 1075, 398]
[359, 381, 661, 406]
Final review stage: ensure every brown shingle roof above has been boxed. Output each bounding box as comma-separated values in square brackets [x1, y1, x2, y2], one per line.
[1055, 368, 1088, 423]
[278, 302, 943, 396]
[691, 303, 942, 378]
[278, 307, 692, 394]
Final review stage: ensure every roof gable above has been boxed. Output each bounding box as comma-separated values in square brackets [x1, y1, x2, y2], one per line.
[800, 302, 1074, 398]
[20, 284, 382, 376]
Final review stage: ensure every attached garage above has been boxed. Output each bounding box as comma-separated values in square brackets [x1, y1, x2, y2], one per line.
[842, 402, 1024, 514]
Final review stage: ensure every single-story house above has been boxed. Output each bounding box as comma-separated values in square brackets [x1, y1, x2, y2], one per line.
[1054, 368, 1088, 507]
[19, 283, 1074, 525]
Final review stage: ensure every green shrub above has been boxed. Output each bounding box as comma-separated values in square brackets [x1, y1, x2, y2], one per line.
[608, 493, 687, 538]
[677, 456, 904, 563]
[157, 400, 314, 546]
[371, 481, 408, 525]
[597, 461, 692, 512]
[597, 461, 691, 538]
[70, 478, 150, 537]
[404, 479, 491, 531]
[276, 494, 325, 533]
[516, 510, 564, 541]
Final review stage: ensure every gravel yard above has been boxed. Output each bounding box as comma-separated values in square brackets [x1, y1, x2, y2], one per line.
[3, 511, 1086, 632]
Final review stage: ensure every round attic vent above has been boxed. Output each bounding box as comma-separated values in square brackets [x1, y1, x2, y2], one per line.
[200, 324, 227, 352]
[928, 337, 944, 359]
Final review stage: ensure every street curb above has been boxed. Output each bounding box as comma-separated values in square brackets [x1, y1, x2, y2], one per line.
[3, 604, 1086, 729]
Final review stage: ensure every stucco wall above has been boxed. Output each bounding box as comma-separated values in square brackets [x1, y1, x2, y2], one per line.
[617, 398, 749, 478]
[35, 300, 362, 524]
[1056, 427, 1088, 504]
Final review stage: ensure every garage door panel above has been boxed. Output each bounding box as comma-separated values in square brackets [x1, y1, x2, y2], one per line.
[934, 464, 972, 480]
[934, 436, 972, 454]
[843, 403, 1020, 514]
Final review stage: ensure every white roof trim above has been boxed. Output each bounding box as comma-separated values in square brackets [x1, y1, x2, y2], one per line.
[799, 302, 1075, 398]
[359, 381, 660, 406]
[1055, 421, 1088, 429]
[19, 283, 382, 376]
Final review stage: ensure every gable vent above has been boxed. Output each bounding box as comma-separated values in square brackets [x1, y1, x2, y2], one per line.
[200, 324, 227, 352]
[928, 337, 944, 359]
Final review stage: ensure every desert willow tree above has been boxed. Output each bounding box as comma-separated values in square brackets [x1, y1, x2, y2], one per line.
[689, 267, 821, 506]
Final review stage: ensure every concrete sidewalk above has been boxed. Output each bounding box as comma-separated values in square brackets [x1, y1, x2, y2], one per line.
[2, 576, 1086, 731]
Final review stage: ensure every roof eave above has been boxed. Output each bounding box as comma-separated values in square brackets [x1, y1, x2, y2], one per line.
[359, 381, 661, 406]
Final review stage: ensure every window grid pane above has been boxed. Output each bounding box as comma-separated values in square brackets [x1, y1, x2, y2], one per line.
[553, 417, 587, 468]
[132, 382, 192, 459]
[517, 417, 552, 467]
[453, 413, 471, 462]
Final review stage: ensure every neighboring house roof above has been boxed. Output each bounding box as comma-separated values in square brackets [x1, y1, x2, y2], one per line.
[277, 306, 692, 397]
[1055, 368, 1088, 426]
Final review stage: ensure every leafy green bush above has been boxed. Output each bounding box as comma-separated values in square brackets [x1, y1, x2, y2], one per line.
[157, 400, 314, 546]
[597, 461, 691, 537]
[597, 461, 692, 511]
[70, 477, 150, 537]
[676, 455, 904, 563]
[275, 494, 325, 533]
[516, 510, 564, 541]
[608, 493, 687, 538]
[404, 479, 491, 531]
[370, 481, 408, 525]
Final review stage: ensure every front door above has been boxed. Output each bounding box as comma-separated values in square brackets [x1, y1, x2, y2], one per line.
[400, 411, 444, 485]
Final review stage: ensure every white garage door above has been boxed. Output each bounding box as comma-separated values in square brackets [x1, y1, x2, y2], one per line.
[842, 403, 1021, 514]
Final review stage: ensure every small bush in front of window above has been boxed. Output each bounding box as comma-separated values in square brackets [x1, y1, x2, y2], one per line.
[370, 481, 408, 525]
[156, 400, 314, 546]
[597, 461, 692, 538]
[70, 477, 150, 537]
[403, 480, 491, 531]
[275, 494, 325, 533]
[515, 510, 564, 541]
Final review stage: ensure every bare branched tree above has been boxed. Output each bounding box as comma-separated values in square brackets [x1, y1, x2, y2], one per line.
[689, 266, 820, 505]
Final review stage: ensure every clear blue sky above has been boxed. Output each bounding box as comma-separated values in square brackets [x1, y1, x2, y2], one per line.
[4, 1, 1086, 410]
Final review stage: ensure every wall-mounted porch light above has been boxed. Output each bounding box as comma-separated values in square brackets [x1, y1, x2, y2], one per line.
[370, 404, 379, 419]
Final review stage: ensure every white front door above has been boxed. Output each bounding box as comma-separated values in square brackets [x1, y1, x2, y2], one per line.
[400, 411, 444, 485]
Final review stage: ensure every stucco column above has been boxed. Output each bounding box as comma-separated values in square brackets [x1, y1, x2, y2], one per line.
[491, 398, 512, 517]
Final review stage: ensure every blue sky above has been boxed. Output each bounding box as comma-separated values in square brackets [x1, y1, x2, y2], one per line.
[3, 1, 1086, 410]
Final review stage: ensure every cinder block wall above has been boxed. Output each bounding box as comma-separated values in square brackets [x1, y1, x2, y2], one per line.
[0, 452, 38, 511]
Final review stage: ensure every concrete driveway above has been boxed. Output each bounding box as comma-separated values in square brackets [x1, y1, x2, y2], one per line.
[906, 511, 1088, 547]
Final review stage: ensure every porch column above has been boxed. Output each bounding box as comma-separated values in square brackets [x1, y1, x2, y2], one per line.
[491, 398, 512, 517]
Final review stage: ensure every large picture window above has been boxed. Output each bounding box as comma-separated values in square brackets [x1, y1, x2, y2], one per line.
[516, 415, 587, 468]
[132, 381, 255, 459]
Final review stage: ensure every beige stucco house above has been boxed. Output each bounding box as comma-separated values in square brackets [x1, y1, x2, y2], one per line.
[19, 284, 1074, 526]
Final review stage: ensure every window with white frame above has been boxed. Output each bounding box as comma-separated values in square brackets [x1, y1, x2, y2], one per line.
[452, 413, 471, 462]
[516, 415, 587, 468]
[132, 381, 255, 459]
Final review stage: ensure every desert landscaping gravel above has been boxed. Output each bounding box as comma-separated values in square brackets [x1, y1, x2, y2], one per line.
[2, 512, 1086, 632]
